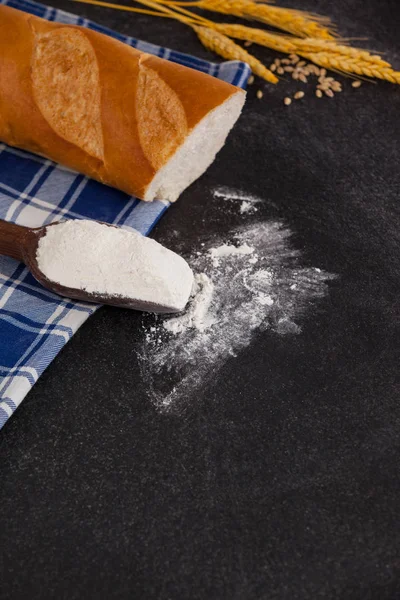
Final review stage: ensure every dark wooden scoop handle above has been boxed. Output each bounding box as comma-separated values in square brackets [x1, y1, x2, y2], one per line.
[0, 220, 31, 262]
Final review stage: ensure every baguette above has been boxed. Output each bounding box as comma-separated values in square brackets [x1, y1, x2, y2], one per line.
[0, 5, 246, 202]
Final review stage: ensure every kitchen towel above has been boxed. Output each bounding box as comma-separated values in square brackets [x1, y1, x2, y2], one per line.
[0, 0, 250, 429]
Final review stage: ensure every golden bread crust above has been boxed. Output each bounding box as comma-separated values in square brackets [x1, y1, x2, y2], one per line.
[0, 4, 242, 199]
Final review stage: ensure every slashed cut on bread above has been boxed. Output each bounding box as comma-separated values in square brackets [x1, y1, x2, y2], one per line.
[0, 5, 246, 201]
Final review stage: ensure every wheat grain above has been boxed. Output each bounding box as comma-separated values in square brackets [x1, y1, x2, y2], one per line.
[193, 26, 278, 83]
[352, 80, 362, 88]
[256, 90, 263, 98]
[198, 0, 335, 39]
[308, 65, 321, 75]
[316, 89, 323, 98]
[294, 91, 304, 99]
[284, 97, 292, 105]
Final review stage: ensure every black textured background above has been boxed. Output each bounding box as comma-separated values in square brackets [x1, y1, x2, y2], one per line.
[1, 1, 400, 598]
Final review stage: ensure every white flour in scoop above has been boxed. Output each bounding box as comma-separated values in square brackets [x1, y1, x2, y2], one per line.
[36, 219, 193, 310]
[140, 220, 335, 410]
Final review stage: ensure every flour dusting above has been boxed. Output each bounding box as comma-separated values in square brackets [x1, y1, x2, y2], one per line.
[140, 220, 335, 410]
[240, 200, 258, 214]
[163, 274, 214, 334]
[213, 186, 261, 214]
[209, 243, 254, 266]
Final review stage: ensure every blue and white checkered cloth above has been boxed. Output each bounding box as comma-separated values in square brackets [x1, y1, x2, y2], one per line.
[0, 0, 249, 429]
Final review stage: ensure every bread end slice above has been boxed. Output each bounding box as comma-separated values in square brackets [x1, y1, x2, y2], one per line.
[144, 90, 246, 202]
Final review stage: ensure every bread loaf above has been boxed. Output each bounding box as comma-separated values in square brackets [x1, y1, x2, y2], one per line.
[0, 5, 246, 202]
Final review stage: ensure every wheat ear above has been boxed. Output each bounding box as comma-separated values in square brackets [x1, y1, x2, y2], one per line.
[197, 0, 335, 39]
[293, 39, 391, 68]
[193, 25, 278, 83]
[212, 25, 393, 75]
[300, 52, 400, 83]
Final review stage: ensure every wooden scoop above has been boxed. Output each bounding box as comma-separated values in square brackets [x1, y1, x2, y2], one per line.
[0, 220, 184, 313]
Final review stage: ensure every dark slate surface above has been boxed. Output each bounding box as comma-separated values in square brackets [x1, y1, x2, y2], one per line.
[1, 1, 400, 598]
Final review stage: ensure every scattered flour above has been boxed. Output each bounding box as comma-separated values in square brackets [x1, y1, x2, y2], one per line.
[36, 219, 194, 311]
[140, 220, 335, 410]
[209, 243, 254, 266]
[240, 200, 258, 214]
[213, 186, 261, 214]
[164, 274, 214, 334]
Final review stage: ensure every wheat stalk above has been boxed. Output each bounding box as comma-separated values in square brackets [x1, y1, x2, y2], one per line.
[193, 25, 278, 83]
[300, 52, 400, 83]
[72, 0, 172, 15]
[197, 0, 335, 39]
[72, 0, 400, 86]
